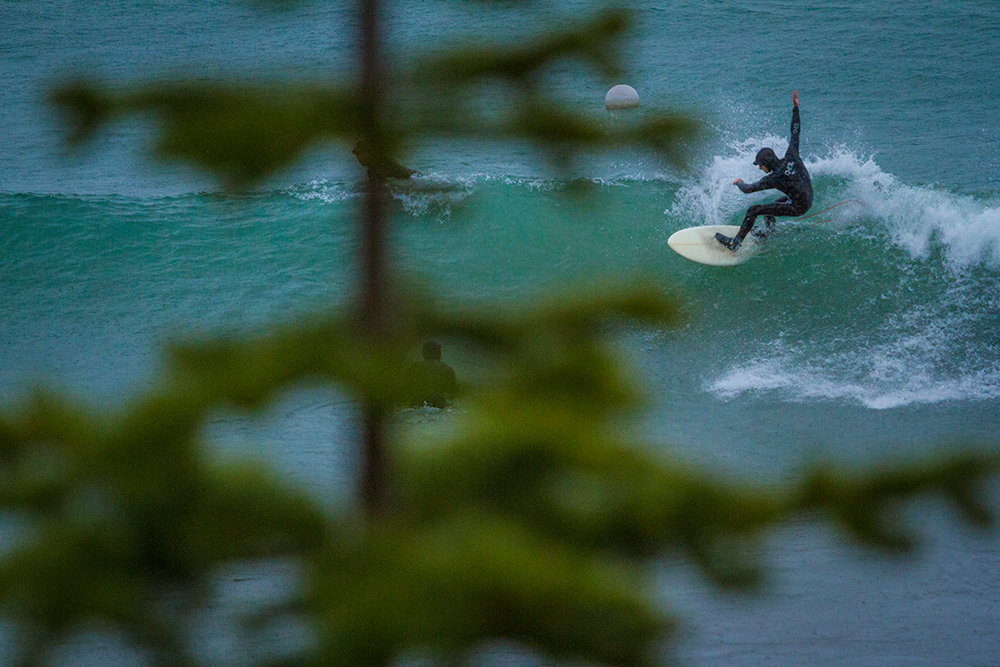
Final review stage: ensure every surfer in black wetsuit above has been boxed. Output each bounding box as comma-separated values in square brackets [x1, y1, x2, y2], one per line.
[717, 91, 813, 251]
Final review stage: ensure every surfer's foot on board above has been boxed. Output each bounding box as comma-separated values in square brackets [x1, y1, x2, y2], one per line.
[715, 232, 741, 251]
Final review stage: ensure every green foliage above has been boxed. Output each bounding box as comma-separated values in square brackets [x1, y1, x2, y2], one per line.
[6, 1, 997, 666]
[2, 290, 997, 666]
[52, 83, 361, 187]
[0, 390, 329, 666]
[308, 515, 670, 667]
[52, 8, 697, 188]
[415, 8, 629, 82]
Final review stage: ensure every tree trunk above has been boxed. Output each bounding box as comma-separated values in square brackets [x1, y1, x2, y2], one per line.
[358, 0, 389, 520]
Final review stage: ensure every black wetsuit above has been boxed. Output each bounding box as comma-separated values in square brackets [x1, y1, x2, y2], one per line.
[731, 104, 813, 245]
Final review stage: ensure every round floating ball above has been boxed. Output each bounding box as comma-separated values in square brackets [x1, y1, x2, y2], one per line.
[605, 84, 640, 110]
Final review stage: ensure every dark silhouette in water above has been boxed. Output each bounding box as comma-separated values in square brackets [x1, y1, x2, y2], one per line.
[408, 340, 458, 408]
[353, 140, 417, 180]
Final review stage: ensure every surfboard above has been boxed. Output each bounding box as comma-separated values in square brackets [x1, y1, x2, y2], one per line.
[667, 225, 761, 266]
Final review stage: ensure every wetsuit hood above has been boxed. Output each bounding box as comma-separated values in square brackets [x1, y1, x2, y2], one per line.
[753, 147, 780, 172]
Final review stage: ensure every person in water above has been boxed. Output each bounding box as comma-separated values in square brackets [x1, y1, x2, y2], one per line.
[352, 140, 417, 180]
[717, 91, 813, 251]
[408, 340, 458, 408]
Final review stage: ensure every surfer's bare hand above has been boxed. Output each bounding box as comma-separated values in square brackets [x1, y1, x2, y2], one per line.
[793, 90, 799, 106]
[733, 178, 744, 185]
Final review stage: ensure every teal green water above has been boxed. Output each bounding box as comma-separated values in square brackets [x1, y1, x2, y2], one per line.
[3, 1, 1000, 665]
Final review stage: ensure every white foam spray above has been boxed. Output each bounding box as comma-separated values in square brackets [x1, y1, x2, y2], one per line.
[673, 139, 1000, 270]
[688, 139, 1000, 408]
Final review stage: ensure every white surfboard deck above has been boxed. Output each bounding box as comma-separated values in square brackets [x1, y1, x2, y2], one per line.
[667, 225, 761, 266]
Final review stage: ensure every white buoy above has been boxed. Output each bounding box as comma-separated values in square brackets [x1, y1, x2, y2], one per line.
[605, 84, 639, 110]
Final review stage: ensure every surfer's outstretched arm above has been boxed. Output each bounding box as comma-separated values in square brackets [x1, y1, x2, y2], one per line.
[733, 177, 769, 194]
[788, 91, 801, 158]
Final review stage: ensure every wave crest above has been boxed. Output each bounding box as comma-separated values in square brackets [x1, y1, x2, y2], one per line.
[672, 140, 1000, 270]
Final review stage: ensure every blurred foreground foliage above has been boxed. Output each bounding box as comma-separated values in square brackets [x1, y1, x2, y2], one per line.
[51, 7, 696, 185]
[4, 1, 997, 666]
[3, 289, 996, 666]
